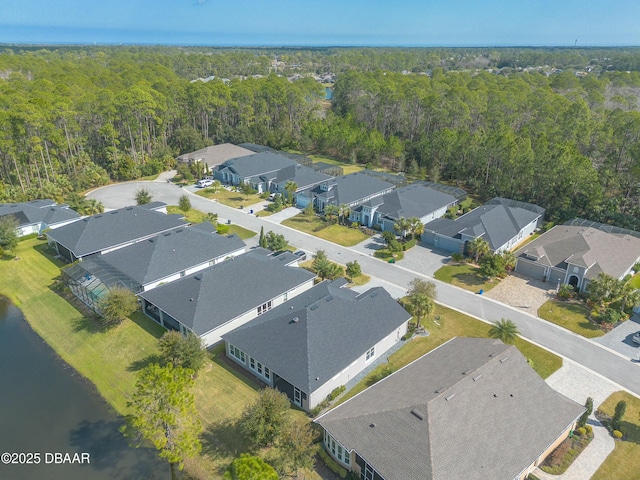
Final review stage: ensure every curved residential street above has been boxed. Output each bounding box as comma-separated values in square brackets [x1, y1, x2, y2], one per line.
[88, 180, 640, 398]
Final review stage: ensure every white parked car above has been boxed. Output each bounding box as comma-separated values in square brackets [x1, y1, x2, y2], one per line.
[196, 178, 214, 188]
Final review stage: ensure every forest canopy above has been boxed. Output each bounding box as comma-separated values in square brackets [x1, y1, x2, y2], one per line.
[1, 46, 640, 228]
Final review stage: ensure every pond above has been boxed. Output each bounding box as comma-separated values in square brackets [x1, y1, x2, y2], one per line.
[0, 298, 168, 480]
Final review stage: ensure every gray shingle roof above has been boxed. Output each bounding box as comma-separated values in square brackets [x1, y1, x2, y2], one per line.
[316, 337, 584, 480]
[86, 225, 245, 286]
[515, 225, 640, 280]
[314, 172, 394, 206]
[139, 250, 316, 336]
[424, 197, 544, 250]
[376, 184, 458, 221]
[276, 164, 333, 190]
[0, 200, 80, 229]
[223, 281, 411, 394]
[217, 151, 298, 179]
[46, 206, 188, 258]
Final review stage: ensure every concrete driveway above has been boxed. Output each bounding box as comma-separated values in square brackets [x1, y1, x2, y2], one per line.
[398, 244, 451, 277]
[265, 206, 301, 224]
[593, 314, 640, 360]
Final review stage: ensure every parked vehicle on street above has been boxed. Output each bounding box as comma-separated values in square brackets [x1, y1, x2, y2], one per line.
[196, 178, 214, 188]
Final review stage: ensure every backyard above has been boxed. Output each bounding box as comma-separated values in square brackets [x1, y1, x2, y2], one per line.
[282, 212, 369, 247]
[0, 239, 311, 479]
[433, 263, 500, 293]
[538, 299, 604, 338]
[592, 391, 640, 480]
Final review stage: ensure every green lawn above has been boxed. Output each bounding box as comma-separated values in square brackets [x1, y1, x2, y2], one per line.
[167, 205, 209, 224]
[628, 273, 640, 289]
[227, 224, 257, 239]
[308, 154, 364, 175]
[195, 187, 264, 209]
[337, 304, 562, 404]
[282, 213, 369, 247]
[538, 299, 604, 338]
[592, 391, 640, 480]
[0, 239, 281, 479]
[433, 263, 500, 293]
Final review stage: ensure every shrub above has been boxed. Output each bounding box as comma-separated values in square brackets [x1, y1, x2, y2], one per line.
[388, 239, 403, 252]
[548, 438, 571, 466]
[216, 224, 230, 234]
[451, 252, 464, 263]
[599, 307, 624, 324]
[557, 284, 574, 299]
[367, 365, 395, 386]
[402, 238, 417, 251]
[318, 448, 347, 479]
[576, 427, 586, 436]
[17, 232, 39, 242]
[613, 430, 623, 439]
[585, 425, 593, 435]
[327, 385, 346, 401]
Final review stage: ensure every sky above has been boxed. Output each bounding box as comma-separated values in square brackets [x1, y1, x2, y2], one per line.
[1, 0, 639, 47]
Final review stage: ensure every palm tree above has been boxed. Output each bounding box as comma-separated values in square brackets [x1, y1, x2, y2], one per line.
[488, 319, 520, 345]
[394, 217, 412, 239]
[502, 251, 517, 272]
[408, 217, 424, 240]
[338, 204, 351, 225]
[468, 237, 490, 263]
[284, 181, 298, 206]
[83, 199, 104, 215]
[323, 204, 339, 224]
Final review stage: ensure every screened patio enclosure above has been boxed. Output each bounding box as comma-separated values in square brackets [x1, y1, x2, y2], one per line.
[62, 256, 143, 312]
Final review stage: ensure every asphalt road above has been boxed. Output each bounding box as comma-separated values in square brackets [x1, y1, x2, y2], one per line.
[88, 181, 640, 397]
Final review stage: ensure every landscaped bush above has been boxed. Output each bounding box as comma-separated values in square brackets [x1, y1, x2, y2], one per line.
[451, 252, 464, 263]
[327, 385, 346, 401]
[585, 425, 593, 434]
[17, 232, 39, 242]
[402, 238, 418, 251]
[576, 427, 586, 436]
[613, 430, 623, 439]
[388, 239, 403, 252]
[548, 439, 571, 466]
[599, 307, 625, 325]
[367, 365, 395, 386]
[318, 448, 347, 478]
[557, 284, 575, 299]
[216, 224, 230, 234]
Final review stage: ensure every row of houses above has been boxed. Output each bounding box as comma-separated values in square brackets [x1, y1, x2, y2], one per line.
[2, 195, 589, 479]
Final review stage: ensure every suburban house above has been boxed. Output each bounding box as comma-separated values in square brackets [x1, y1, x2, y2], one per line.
[222, 280, 411, 411]
[139, 249, 316, 346]
[272, 164, 333, 200]
[514, 219, 640, 291]
[366, 183, 459, 231]
[0, 199, 80, 236]
[297, 172, 395, 218]
[46, 204, 188, 262]
[214, 152, 299, 193]
[422, 197, 545, 254]
[176, 143, 254, 170]
[62, 223, 246, 310]
[315, 337, 585, 480]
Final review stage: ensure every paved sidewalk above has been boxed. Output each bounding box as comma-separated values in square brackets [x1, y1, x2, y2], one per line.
[534, 359, 617, 480]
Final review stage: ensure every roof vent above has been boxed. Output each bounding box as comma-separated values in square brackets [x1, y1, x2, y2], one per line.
[125, 207, 133, 210]
[410, 409, 424, 420]
[500, 356, 509, 363]
[473, 375, 482, 382]
[325, 295, 334, 302]
[310, 304, 319, 311]
[370, 291, 378, 298]
[194, 275, 202, 281]
[94, 215, 102, 218]
[291, 317, 299, 323]
[435, 386, 447, 393]
[189, 298, 194, 302]
[445, 394, 456, 401]
[369, 423, 376, 428]
[110, 211, 118, 214]
[462, 368, 474, 375]
[489, 351, 501, 357]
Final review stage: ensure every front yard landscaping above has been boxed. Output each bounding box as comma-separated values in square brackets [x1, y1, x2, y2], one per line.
[538, 299, 604, 338]
[0, 239, 315, 479]
[592, 391, 640, 480]
[539, 428, 593, 475]
[433, 263, 500, 293]
[282, 213, 369, 246]
[195, 186, 264, 209]
[167, 206, 256, 239]
[337, 304, 563, 405]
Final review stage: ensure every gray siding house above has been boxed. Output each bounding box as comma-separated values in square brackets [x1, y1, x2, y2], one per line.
[139, 249, 316, 347]
[515, 221, 640, 291]
[62, 223, 246, 310]
[315, 337, 584, 480]
[214, 152, 299, 193]
[0, 199, 80, 236]
[423, 197, 545, 254]
[297, 172, 394, 220]
[46, 204, 188, 263]
[222, 280, 411, 411]
[369, 184, 459, 232]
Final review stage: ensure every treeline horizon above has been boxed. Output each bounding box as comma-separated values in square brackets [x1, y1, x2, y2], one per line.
[1, 46, 640, 229]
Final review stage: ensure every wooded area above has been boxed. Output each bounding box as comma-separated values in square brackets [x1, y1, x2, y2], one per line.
[1, 46, 640, 227]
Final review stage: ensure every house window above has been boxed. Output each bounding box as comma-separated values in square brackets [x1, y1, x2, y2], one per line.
[229, 345, 245, 363]
[365, 346, 375, 362]
[294, 387, 302, 406]
[283, 292, 288, 302]
[250, 357, 255, 370]
[264, 367, 270, 380]
[257, 300, 272, 315]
